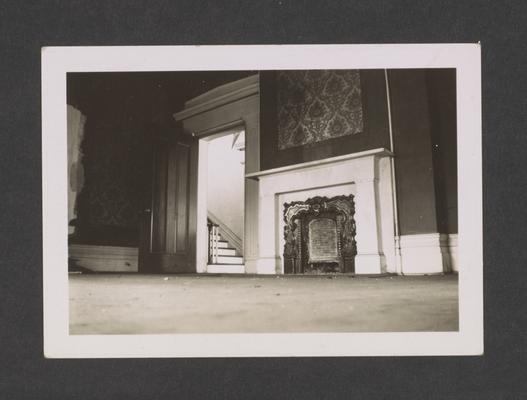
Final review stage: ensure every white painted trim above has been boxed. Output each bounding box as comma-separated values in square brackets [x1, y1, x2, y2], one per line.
[215, 255, 243, 264]
[207, 210, 243, 255]
[256, 150, 395, 275]
[69, 244, 138, 272]
[217, 248, 236, 256]
[245, 148, 393, 179]
[196, 140, 209, 273]
[178, 76, 260, 275]
[192, 119, 245, 139]
[384, 70, 403, 275]
[447, 233, 459, 272]
[400, 233, 443, 247]
[174, 75, 259, 121]
[254, 257, 280, 274]
[399, 233, 455, 275]
[206, 264, 245, 274]
[196, 134, 247, 272]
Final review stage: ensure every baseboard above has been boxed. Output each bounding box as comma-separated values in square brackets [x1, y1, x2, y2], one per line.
[355, 254, 386, 275]
[69, 244, 138, 272]
[399, 233, 456, 275]
[446, 234, 458, 272]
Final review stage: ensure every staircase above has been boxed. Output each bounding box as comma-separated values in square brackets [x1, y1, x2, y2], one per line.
[207, 221, 244, 273]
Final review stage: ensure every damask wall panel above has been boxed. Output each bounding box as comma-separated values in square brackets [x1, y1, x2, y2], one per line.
[68, 71, 255, 247]
[277, 70, 364, 150]
[73, 117, 153, 246]
[82, 125, 150, 229]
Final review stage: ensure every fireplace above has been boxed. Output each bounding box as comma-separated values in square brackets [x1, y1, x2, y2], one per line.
[283, 195, 357, 274]
[246, 148, 395, 275]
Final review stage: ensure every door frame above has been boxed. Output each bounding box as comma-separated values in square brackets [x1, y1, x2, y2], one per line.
[195, 126, 245, 271]
[174, 74, 261, 273]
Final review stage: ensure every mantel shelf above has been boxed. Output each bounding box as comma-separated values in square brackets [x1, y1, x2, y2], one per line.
[245, 148, 393, 180]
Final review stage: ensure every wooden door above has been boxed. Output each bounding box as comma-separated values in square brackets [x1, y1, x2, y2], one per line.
[138, 131, 198, 273]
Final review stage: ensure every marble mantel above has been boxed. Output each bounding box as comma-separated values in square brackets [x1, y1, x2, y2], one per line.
[246, 148, 397, 275]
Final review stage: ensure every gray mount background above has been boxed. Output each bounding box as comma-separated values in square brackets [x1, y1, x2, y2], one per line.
[1, 1, 526, 399]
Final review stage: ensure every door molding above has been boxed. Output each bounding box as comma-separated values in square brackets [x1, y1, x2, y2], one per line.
[174, 75, 259, 122]
[174, 74, 260, 273]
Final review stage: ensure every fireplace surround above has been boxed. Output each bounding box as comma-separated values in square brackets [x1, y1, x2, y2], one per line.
[246, 148, 396, 275]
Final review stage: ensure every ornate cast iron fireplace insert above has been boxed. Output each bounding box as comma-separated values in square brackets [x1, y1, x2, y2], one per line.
[283, 195, 357, 274]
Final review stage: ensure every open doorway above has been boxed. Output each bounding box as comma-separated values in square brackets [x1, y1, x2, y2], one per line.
[197, 129, 246, 273]
[174, 74, 260, 274]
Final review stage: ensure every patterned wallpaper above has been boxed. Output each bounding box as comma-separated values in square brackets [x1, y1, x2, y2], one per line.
[79, 123, 150, 230]
[277, 70, 363, 150]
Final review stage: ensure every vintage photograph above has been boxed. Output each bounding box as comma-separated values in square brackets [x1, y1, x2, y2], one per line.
[42, 45, 482, 357]
[66, 67, 459, 334]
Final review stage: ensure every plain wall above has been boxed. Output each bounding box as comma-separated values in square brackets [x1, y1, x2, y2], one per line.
[427, 69, 458, 234]
[389, 69, 439, 235]
[206, 133, 245, 239]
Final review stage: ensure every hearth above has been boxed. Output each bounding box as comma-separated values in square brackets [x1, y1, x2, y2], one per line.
[283, 195, 356, 274]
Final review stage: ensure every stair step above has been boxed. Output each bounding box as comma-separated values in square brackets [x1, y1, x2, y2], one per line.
[207, 264, 245, 274]
[210, 238, 228, 246]
[217, 248, 237, 256]
[215, 255, 243, 265]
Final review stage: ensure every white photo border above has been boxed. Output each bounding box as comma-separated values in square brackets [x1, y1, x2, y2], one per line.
[42, 44, 482, 358]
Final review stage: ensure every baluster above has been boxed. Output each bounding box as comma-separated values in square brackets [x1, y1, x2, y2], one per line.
[211, 226, 215, 264]
[208, 222, 212, 264]
[213, 225, 219, 264]
[208, 223, 220, 264]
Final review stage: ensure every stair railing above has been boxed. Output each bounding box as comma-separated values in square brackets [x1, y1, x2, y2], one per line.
[208, 222, 220, 264]
[207, 211, 243, 256]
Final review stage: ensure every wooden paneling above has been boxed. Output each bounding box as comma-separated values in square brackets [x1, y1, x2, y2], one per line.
[175, 143, 190, 253]
[165, 144, 178, 253]
[140, 135, 196, 273]
[151, 144, 167, 252]
[70, 244, 138, 272]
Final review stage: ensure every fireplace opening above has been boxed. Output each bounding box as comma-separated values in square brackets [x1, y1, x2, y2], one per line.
[283, 195, 356, 274]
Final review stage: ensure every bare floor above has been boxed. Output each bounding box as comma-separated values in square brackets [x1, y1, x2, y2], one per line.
[69, 274, 458, 334]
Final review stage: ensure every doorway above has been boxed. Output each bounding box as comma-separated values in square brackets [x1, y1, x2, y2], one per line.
[198, 129, 245, 273]
[173, 74, 261, 274]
